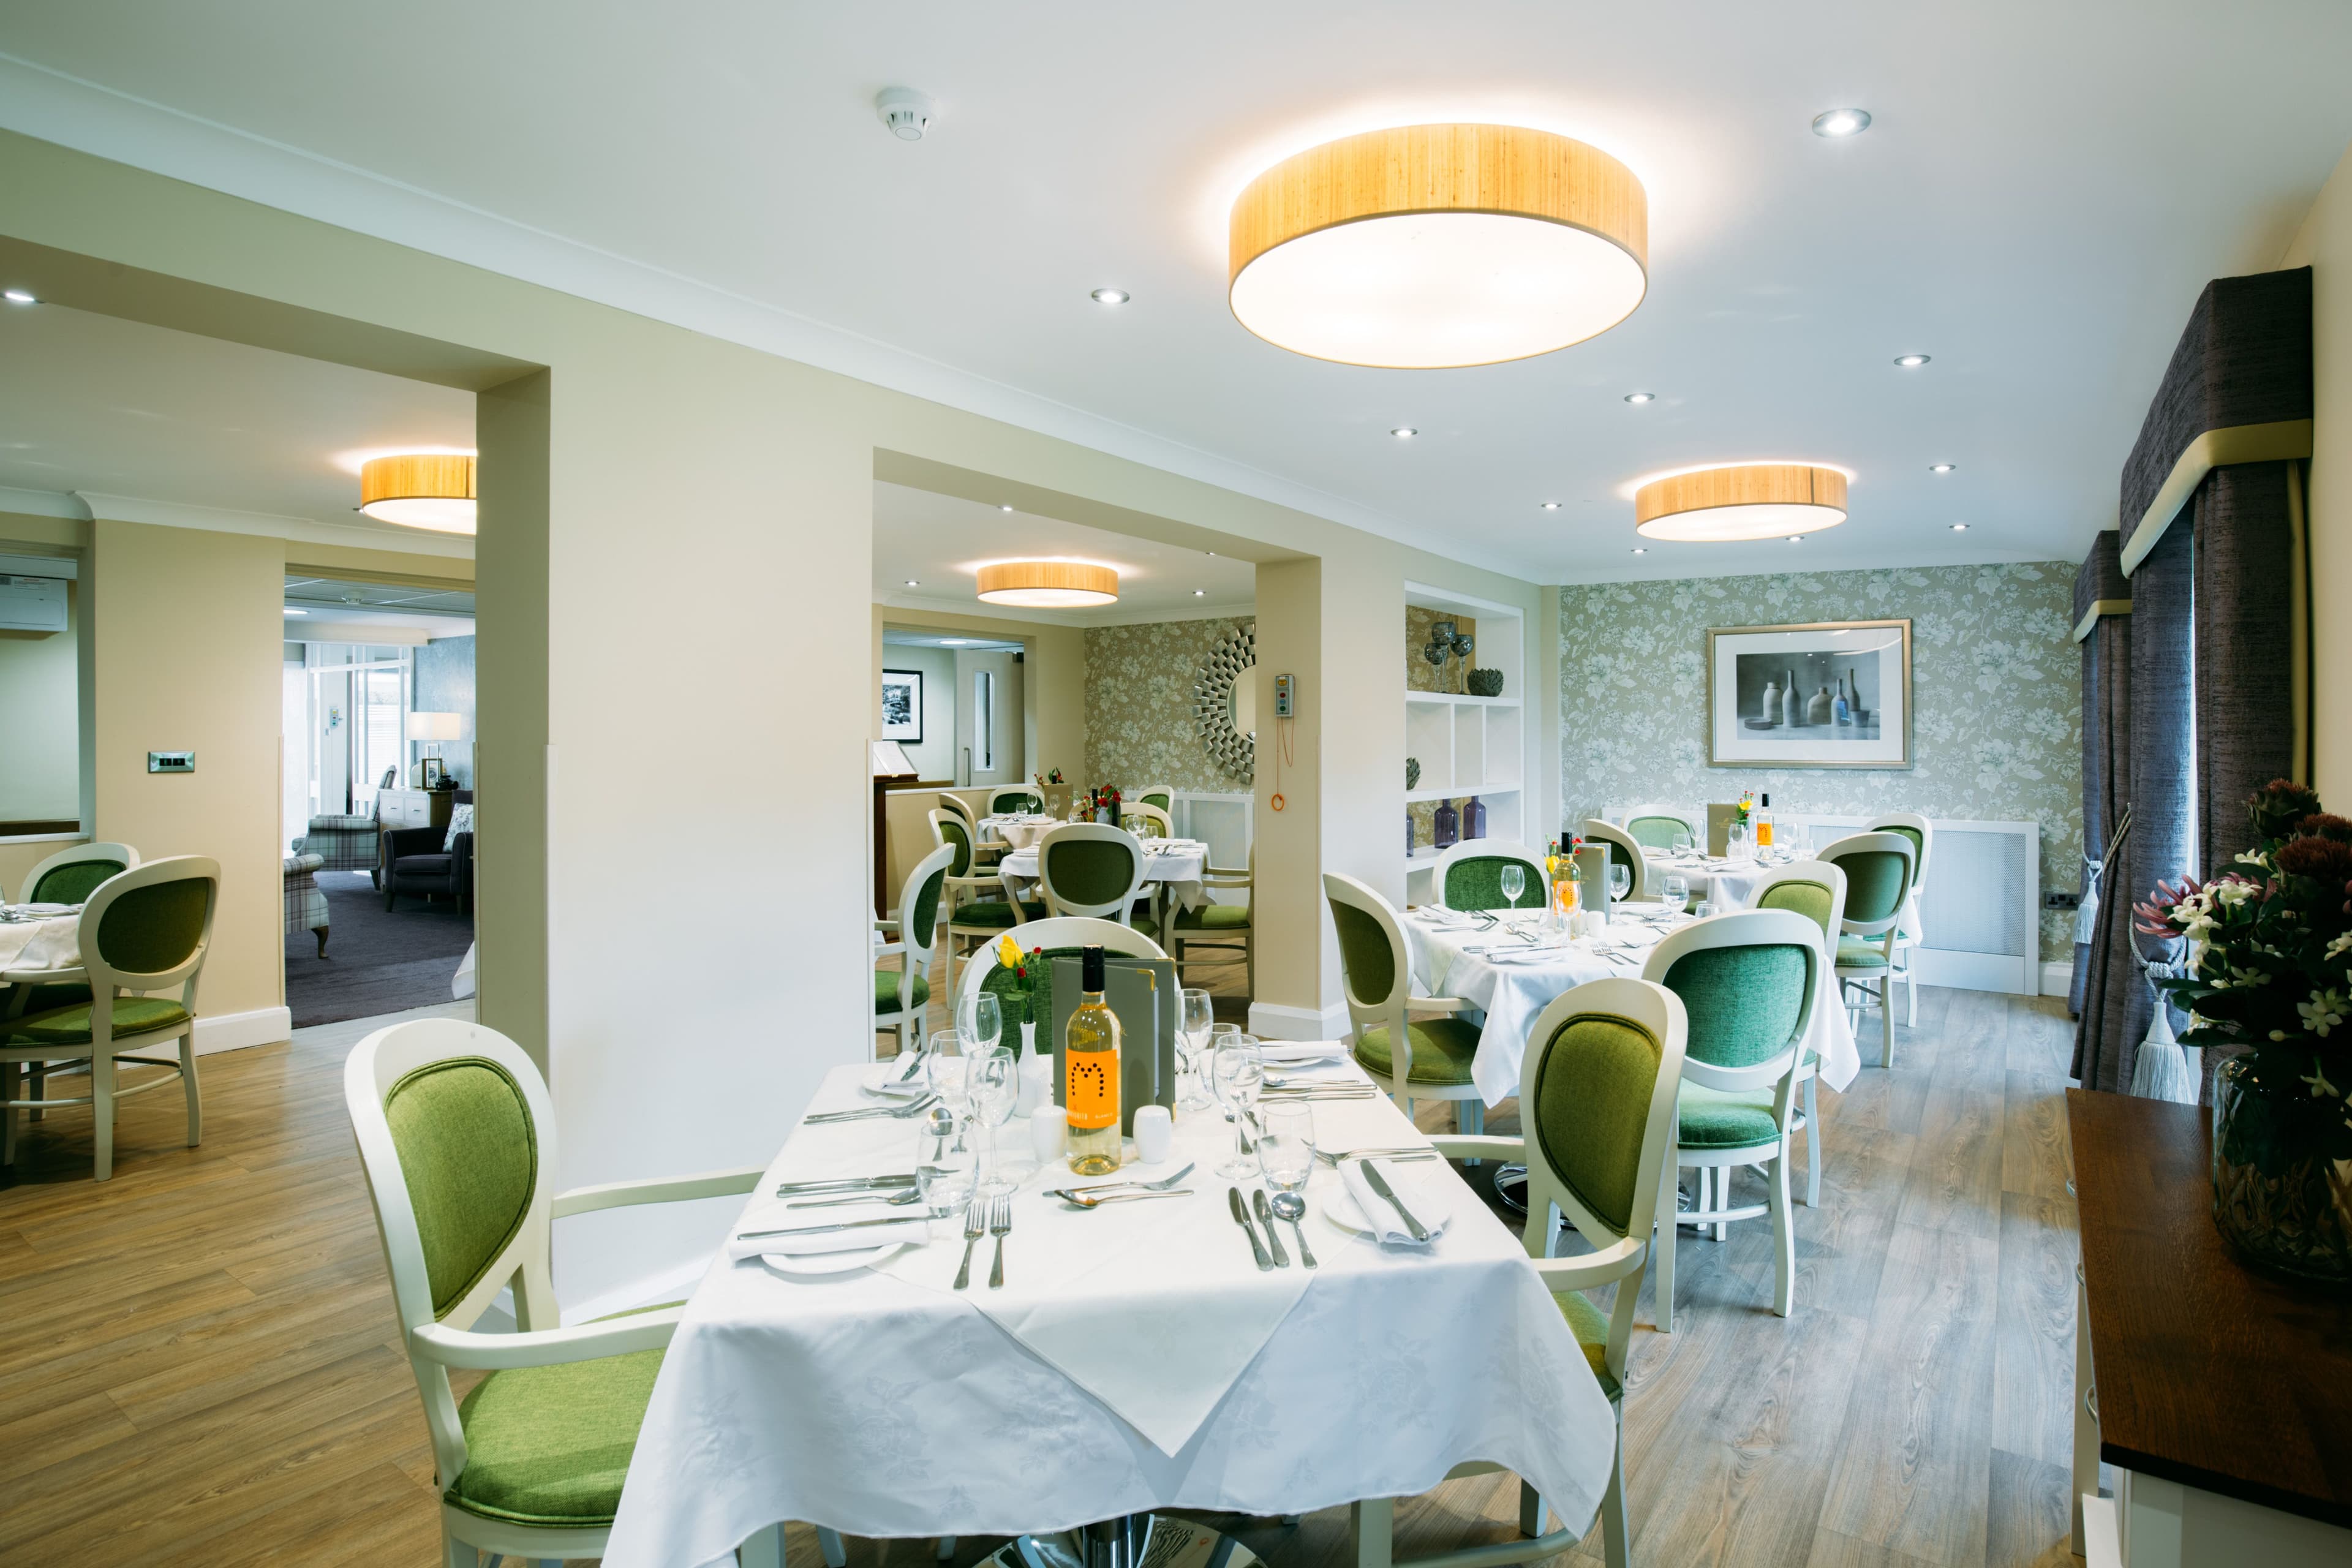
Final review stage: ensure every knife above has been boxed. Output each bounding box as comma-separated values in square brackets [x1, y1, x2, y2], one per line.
[1359, 1159, 1431, 1242]
[774, 1174, 916, 1194]
[737, 1213, 919, 1241]
[1227, 1186, 1273, 1270]
[1251, 1189, 1291, 1267]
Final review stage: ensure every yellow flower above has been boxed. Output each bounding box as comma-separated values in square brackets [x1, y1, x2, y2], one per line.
[997, 934, 1023, 970]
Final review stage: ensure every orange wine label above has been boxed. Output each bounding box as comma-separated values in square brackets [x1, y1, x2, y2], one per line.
[1066, 1050, 1120, 1130]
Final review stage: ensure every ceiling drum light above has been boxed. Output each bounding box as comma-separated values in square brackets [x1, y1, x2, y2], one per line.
[1894, 353, 1931, 368]
[1811, 108, 1872, 138]
[1090, 288, 1129, 305]
[976, 560, 1119, 609]
[360, 453, 477, 533]
[1228, 124, 1648, 369]
[1634, 462, 1850, 543]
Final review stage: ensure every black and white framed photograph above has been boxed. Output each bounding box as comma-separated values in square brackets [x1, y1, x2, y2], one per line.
[879, 668, 924, 744]
[1705, 619, 1912, 769]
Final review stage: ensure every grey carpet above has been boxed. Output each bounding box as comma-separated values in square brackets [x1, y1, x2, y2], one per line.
[285, 870, 473, 1028]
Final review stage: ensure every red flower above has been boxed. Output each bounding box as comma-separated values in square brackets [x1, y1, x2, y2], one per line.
[2295, 813, 2352, 843]
[2275, 834, 2352, 886]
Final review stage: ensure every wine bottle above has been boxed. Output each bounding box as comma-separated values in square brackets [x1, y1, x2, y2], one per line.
[1064, 946, 1124, 1175]
[1755, 791, 1774, 849]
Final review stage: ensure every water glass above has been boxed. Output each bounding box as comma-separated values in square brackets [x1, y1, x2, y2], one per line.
[1212, 1035, 1265, 1179]
[915, 1108, 979, 1231]
[1660, 872, 1691, 913]
[1179, 987, 1217, 1111]
[1671, 832, 1693, 858]
[1258, 1104, 1316, 1199]
[1727, 822, 1752, 859]
[925, 1030, 973, 1121]
[970, 1047, 1020, 1195]
[1692, 900, 1717, 921]
[1498, 862, 1526, 913]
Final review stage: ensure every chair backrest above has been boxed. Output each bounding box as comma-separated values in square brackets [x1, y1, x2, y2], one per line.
[956, 916, 1167, 1035]
[19, 841, 141, 906]
[345, 1017, 560, 1496]
[937, 792, 979, 834]
[1036, 823, 1145, 919]
[1863, 812, 1932, 892]
[78, 856, 219, 1003]
[1748, 859, 1849, 949]
[1434, 839, 1548, 912]
[1639, 908, 1822, 1093]
[1123, 802, 1174, 839]
[929, 809, 976, 878]
[895, 841, 957, 960]
[1135, 784, 1174, 815]
[989, 786, 1044, 816]
[1817, 831, 1917, 935]
[1622, 809, 1695, 850]
[1322, 872, 1409, 1018]
[1578, 819, 1651, 900]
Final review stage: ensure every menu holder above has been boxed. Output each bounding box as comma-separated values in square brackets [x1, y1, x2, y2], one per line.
[1575, 843, 1613, 927]
[1706, 803, 1739, 858]
[1048, 953, 1177, 1134]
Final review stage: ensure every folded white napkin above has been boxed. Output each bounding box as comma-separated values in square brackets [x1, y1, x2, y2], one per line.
[1257, 1041, 1348, 1065]
[1338, 1158, 1454, 1246]
[1412, 908, 1477, 927]
[859, 1061, 932, 1098]
[727, 1218, 929, 1261]
[7, 903, 75, 918]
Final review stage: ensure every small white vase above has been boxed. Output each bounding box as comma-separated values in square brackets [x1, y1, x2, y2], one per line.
[1016, 1028, 1050, 1116]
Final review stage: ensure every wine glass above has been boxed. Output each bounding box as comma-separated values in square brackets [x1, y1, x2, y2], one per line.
[1212, 1035, 1265, 1179]
[963, 992, 1002, 1058]
[914, 1107, 979, 1235]
[1498, 862, 1526, 916]
[925, 1029, 973, 1133]
[1609, 863, 1632, 906]
[970, 1047, 1020, 1195]
[1180, 987, 1216, 1110]
[1671, 831, 1693, 860]
[1258, 1104, 1317, 1231]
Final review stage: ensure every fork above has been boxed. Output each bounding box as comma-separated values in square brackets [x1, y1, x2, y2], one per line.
[807, 1094, 938, 1125]
[1314, 1145, 1440, 1166]
[952, 1200, 987, 1289]
[987, 1196, 1012, 1289]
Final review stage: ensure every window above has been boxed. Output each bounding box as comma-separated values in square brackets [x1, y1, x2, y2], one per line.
[974, 669, 994, 771]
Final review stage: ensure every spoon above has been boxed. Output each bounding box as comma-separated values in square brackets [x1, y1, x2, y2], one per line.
[1047, 1188, 1196, 1209]
[785, 1186, 922, 1210]
[1270, 1190, 1317, 1268]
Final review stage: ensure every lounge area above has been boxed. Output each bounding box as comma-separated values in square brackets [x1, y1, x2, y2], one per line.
[3, 11, 2351, 1568]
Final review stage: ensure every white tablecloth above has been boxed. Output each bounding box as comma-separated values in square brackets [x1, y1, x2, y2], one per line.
[999, 842, 1211, 911]
[604, 1063, 1618, 1568]
[980, 814, 1060, 851]
[0, 910, 81, 974]
[1404, 908, 1860, 1105]
[1646, 854, 1925, 945]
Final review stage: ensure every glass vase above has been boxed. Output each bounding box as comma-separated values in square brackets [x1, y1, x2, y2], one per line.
[2210, 1052, 2352, 1286]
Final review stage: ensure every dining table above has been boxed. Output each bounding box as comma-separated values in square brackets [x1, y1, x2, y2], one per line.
[997, 838, 1212, 913]
[1401, 902, 1861, 1107]
[978, 813, 1061, 852]
[0, 905, 82, 976]
[601, 1054, 1619, 1568]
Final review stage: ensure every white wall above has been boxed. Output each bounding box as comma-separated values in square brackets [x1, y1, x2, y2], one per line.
[0, 572, 79, 823]
[2285, 136, 2352, 802]
[884, 644, 958, 781]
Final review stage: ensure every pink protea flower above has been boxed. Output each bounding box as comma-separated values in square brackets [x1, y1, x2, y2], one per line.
[2135, 875, 2202, 936]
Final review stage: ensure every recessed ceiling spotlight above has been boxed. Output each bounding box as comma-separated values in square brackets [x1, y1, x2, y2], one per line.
[1929, 463, 1956, 473]
[1950, 522, 1970, 531]
[1540, 501, 1562, 511]
[904, 579, 921, 587]
[283, 606, 308, 616]
[2, 288, 36, 306]
[1624, 391, 1655, 404]
[1630, 547, 1647, 555]
[1090, 288, 1129, 306]
[1390, 427, 1418, 439]
[1812, 108, 1872, 138]
[1787, 535, 1804, 543]
[999, 503, 1015, 512]
[1193, 589, 1207, 597]
[1894, 353, 1931, 368]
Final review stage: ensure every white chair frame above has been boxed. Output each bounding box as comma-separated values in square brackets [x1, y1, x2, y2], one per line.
[875, 842, 956, 1061]
[1863, 812, 1934, 1026]
[1639, 907, 1824, 1329]
[344, 1017, 846, 1568]
[930, 810, 1032, 992]
[1431, 839, 1550, 914]
[1620, 807, 1697, 851]
[1817, 831, 1918, 1068]
[1162, 845, 1253, 998]
[987, 785, 1044, 816]
[1322, 873, 1484, 1133]
[1746, 859, 1849, 1208]
[1578, 819, 1654, 902]
[1033, 823, 1148, 924]
[938, 791, 1006, 865]
[2, 855, 216, 1181]
[7, 840, 141, 905]
[1354, 976, 1689, 1568]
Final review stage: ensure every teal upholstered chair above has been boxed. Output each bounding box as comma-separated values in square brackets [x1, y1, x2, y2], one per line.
[2, 855, 216, 1181]
[343, 1015, 848, 1568]
[1165, 843, 1253, 997]
[1623, 808, 1695, 852]
[1356, 976, 1689, 1568]
[987, 786, 1044, 816]
[1640, 907, 1824, 1329]
[932, 810, 1045, 989]
[1035, 823, 1146, 925]
[1433, 839, 1548, 914]
[1817, 831, 1917, 1067]
[876, 842, 954, 1059]
[1747, 859, 1849, 1207]
[1324, 872, 1483, 1133]
[1864, 812, 1934, 1025]
[1578, 819, 1654, 901]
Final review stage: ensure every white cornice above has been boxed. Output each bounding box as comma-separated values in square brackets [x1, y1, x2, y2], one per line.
[0, 51, 1531, 582]
[75, 491, 475, 559]
[0, 484, 92, 521]
[874, 589, 1254, 630]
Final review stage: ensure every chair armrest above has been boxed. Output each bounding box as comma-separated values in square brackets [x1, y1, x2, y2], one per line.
[413, 1307, 683, 1370]
[2, 966, 89, 987]
[1407, 995, 1472, 1016]
[874, 917, 900, 936]
[874, 941, 905, 960]
[383, 826, 445, 857]
[553, 1164, 767, 1218]
[1531, 1237, 1648, 1292]
[1428, 1134, 1524, 1163]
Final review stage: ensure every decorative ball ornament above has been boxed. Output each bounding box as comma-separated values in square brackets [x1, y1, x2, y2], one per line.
[1192, 625, 1257, 785]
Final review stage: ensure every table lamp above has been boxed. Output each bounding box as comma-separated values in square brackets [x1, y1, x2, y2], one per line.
[407, 711, 462, 786]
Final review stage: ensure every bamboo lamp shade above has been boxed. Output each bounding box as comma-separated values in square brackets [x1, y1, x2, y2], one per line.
[1227, 123, 1648, 368]
[359, 453, 477, 533]
[975, 560, 1119, 608]
[1634, 464, 1850, 542]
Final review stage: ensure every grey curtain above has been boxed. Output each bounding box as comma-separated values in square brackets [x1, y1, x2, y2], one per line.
[2193, 461, 2298, 872]
[2068, 535, 2130, 1023]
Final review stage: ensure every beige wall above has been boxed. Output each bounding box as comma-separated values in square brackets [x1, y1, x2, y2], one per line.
[2285, 137, 2352, 802]
[0, 577, 80, 825]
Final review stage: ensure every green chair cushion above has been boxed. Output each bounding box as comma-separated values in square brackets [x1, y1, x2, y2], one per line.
[384, 1057, 538, 1316]
[978, 944, 1088, 1041]
[29, 859, 126, 906]
[1441, 854, 1542, 913]
[1329, 898, 1396, 1004]
[875, 968, 930, 1014]
[5, 995, 192, 1046]
[1042, 839, 1137, 907]
[1555, 1288, 1621, 1401]
[96, 877, 211, 974]
[1755, 879, 1836, 941]
[1836, 937, 1890, 969]
[952, 899, 1049, 928]
[13, 982, 94, 1017]
[1624, 816, 1689, 851]
[1677, 1082, 1781, 1148]
[448, 1319, 668, 1528]
[1661, 943, 1812, 1068]
[1353, 1016, 1480, 1085]
[1174, 903, 1252, 931]
[1529, 1012, 1662, 1237]
[1833, 848, 1910, 924]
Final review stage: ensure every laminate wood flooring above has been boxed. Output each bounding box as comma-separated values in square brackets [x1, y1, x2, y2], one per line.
[2, 970, 2078, 1568]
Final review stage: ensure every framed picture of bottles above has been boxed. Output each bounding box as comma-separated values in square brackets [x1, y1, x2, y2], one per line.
[1705, 619, 1912, 769]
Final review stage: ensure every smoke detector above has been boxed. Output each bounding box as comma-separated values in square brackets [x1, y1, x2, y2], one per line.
[876, 88, 935, 142]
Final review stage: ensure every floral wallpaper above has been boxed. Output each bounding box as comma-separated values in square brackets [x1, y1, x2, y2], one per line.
[1559, 564, 2082, 960]
[1406, 606, 1478, 694]
[1085, 617, 1256, 794]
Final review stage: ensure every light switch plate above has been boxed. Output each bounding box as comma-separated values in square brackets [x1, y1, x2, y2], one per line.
[148, 750, 195, 774]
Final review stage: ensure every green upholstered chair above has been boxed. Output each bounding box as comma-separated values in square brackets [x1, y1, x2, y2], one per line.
[955, 916, 1166, 1051]
[1639, 907, 1824, 1329]
[1035, 823, 1146, 925]
[876, 842, 954, 1060]
[1432, 840, 1548, 914]
[1863, 812, 1934, 1026]
[1323, 872, 1484, 1133]
[1, 842, 140, 1119]
[1355, 976, 1689, 1568]
[343, 1015, 846, 1568]
[1121, 801, 1174, 839]
[1747, 859, 1849, 1208]
[1164, 843, 1253, 998]
[937, 791, 1006, 867]
[930, 810, 1044, 990]
[987, 786, 1044, 816]
[2, 854, 214, 1182]
[1578, 819, 1655, 901]
[1134, 784, 1174, 818]
[1817, 831, 1917, 1067]
[1623, 809, 1696, 852]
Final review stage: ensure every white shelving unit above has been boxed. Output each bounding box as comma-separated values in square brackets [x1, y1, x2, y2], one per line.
[1404, 585, 1528, 903]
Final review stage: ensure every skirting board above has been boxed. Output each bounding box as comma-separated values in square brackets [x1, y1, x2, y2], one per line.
[2040, 961, 2075, 1000]
[1249, 999, 1350, 1041]
[193, 1006, 292, 1057]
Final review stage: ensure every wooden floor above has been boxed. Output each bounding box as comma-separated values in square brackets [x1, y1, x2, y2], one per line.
[0, 960, 2079, 1568]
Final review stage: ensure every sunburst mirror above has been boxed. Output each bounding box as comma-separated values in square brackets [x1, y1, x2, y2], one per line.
[1192, 626, 1256, 785]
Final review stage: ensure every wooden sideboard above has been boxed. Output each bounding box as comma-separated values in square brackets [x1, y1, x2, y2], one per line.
[2068, 1089, 2352, 1567]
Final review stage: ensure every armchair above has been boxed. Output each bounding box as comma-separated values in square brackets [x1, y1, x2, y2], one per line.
[385, 796, 474, 914]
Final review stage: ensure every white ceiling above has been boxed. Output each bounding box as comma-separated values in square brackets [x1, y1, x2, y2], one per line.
[284, 574, 475, 641]
[875, 480, 1256, 626]
[0, 298, 475, 541]
[4, 4, 2349, 583]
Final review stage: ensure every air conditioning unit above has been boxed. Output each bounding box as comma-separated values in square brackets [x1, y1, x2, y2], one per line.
[0, 575, 67, 633]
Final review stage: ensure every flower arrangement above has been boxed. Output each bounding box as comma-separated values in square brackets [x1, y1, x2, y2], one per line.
[993, 934, 1047, 1035]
